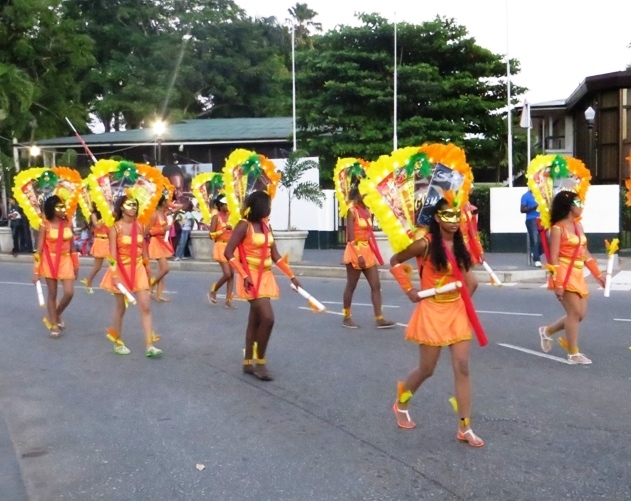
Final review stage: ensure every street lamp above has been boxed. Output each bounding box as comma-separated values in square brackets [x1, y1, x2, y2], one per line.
[152, 120, 166, 166]
[28, 144, 41, 167]
[584, 106, 596, 176]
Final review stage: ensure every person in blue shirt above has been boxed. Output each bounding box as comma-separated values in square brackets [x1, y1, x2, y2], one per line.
[520, 189, 543, 266]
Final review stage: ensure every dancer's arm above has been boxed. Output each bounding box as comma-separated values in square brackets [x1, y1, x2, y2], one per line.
[208, 214, 221, 241]
[224, 220, 252, 289]
[549, 225, 563, 298]
[271, 244, 300, 288]
[32, 224, 45, 284]
[346, 209, 365, 269]
[107, 225, 120, 288]
[390, 238, 428, 302]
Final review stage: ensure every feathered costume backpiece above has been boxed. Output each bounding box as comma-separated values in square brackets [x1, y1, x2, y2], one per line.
[87, 159, 165, 227]
[191, 172, 225, 224]
[334, 157, 369, 217]
[359, 144, 472, 253]
[12, 167, 82, 230]
[526, 154, 591, 265]
[222, 149, 281, 227]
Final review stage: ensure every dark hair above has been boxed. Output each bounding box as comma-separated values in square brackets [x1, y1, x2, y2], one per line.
[161, 164, 184, 178]
[244, 190, 271, 222]
[550, 191, 578, 225]
[43, 195, 62, 221]
[157, 195, 166, 208]
[91, 202, 101, 220]
[114, 195, 136, 221]
[428, 198, 472, 272]
[214, 196, 227, 209]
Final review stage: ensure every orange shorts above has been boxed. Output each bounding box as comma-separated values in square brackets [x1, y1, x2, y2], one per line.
[343, 241, 376, 270]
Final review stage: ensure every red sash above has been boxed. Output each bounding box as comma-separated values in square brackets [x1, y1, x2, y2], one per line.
[43, 221, 65, 280]
[443, 242, 488, 347]
[116, 222, 138, 291]
[355, 205, 384, 266]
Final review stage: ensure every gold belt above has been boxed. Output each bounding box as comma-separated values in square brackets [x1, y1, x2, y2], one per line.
[95, 235, 108, 240]
[427, 291, 460, 303]
[559, 257, 584, 269]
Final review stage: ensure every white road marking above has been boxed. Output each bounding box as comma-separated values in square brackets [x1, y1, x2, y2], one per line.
[320, 301, 399, 308]
[0, 281, 177, 294]
[497, 343, 575, 364]
[477, 310, 542, 317]
[614, 318, 631, 322]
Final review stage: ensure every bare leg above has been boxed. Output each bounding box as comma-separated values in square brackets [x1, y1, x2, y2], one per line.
[363, 266, 394, 327]
[110, 293, 127, 336]
[342, 264, 361, 327]
[45, 278, 59, 335]
[56, 279, 75, 327]
[136, 290, 155, 348]
[154, 258, 170, 301]
[84, 258, 104, 286]
[243, 303, 258, 374]
[247, 298, 275, 380]
[393, 345, 441, 428]
[450, 340, 484, 446]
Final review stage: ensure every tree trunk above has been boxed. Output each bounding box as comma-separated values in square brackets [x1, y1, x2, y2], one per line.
[287, 189, 292, 230]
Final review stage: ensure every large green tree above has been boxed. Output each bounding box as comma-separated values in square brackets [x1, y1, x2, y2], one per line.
[0, 0, 94, 142]
[296, 14, 526, 182]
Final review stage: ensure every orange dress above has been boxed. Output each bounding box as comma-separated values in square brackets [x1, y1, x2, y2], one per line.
[211, 212, 232, 263]
[343, 206, 377, 269]
[148, 212, 174, 259]
[100, 222, 150, 294]
[38, 221, 76, 280]
[548, 222, 589, 297]
[235, 220, 279, 300]
[405, 243, 472, 346]
[90, 219, 109, 258]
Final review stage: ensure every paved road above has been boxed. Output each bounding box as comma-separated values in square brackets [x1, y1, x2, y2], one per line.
[0, 262, 629, 500]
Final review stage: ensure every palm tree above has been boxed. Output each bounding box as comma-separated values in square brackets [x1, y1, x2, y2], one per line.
[279, 150, 325, 230]
[288, 2, 322, 48]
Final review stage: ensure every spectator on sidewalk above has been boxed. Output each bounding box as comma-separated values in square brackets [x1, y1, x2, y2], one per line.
[174, 200, 194, 261]
[520, 189, 543, 267]
[8, 197, 24, 256]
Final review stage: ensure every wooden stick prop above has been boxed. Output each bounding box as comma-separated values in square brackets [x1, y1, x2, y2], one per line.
[417, 281, 462, 298]
[604, 238, 619, 298]
[290, 284, 326, 312]
[35, 280, 45, 307]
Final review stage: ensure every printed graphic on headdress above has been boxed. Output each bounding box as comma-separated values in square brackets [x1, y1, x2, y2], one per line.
[334, 158, 368, 217]
[527, 154, 591, 230]
[191, 172, 225, 224]
[222, 149, 281, 227]
[359, 144, 472, 253]
[12, 167, 82, 230]
[88, 159, 164, 227]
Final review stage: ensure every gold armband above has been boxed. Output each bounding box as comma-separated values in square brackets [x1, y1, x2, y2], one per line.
[33, 253, 41, 274]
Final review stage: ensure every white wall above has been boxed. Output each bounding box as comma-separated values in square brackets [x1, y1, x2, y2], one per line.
[268, 158, 337, 231]
[490, 185, 619, 234]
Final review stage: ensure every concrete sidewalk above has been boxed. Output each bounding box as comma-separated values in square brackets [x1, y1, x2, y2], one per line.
[2, 249, 625, 283]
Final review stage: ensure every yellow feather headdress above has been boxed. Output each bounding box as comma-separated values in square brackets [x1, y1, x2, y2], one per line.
[222, 149, 281, 227]
[87, 159, 164, 226]
[526, 154, 591, 230]
[359, 143, 472, 253]
[334, 157, 369, 217]
[12, 167, 82, 230]
[191, 172, 225, 224]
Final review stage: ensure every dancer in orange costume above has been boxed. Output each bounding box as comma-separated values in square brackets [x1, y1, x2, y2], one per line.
[147, 196, 173, 301]
[81, 203, 109, 293]
[224, 191, 301, 381]
[537, 191, 604, 364]
[342, 188, 394, 329]
[101, 195, 162, 357]
[389, 199, 484, 447]
[208, 195, 235, 308]
[31, 195, 78, 339]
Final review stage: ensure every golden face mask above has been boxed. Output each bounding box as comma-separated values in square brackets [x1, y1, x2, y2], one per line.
[572, 199, 584, 208]
[123, 200, 138, 210]
[436, 209, 461, 224]
[54, 203, 66, 213]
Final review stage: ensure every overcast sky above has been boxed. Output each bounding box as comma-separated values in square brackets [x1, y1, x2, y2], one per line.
[236, 0, 631, 105]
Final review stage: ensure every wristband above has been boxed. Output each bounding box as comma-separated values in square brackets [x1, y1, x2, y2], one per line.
[33, 253, 41, 274]
[275, 254, 295, 279]
[228, 257, 250, 280]
[390, 263, 414, 293]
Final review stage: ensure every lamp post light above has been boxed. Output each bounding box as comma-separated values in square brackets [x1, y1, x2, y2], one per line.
[28, 145, 41, 167]
[584, 106, 596, 177]
[152, 120, 166, 166]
